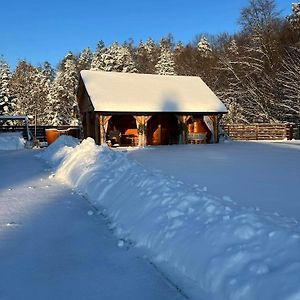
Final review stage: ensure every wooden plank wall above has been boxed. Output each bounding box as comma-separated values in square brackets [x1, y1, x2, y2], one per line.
[222, 123, 295, 140]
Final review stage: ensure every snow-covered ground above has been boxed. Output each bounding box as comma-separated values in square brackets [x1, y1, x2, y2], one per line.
[34, 136, 300, 300]
[0, 132, 25, 150]
[129, 141, 300, 221]
[1, 137, 300, 300]
[0, 148, 184, 300]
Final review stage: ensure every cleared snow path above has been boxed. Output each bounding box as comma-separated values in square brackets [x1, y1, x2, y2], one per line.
[0, 150, 184, 300]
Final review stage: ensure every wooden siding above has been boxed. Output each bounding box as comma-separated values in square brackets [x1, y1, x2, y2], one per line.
[223, 123, 294, 140]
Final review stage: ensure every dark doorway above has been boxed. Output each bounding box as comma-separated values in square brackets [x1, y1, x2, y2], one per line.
[147, 114, 179, 145]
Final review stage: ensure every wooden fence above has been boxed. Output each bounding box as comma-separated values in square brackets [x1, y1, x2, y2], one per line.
[222, 123, 295, 141]
[0, 125, 80, 142]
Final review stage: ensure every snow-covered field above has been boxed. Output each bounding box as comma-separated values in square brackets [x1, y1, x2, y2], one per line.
[36, 137, 300, 300]
[1, 136, 300, 300]
[129, 141, 300, 221]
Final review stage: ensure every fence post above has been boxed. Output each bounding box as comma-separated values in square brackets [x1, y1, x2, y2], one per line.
[288, 123, 293, 140]
[256, 125, 259, 140]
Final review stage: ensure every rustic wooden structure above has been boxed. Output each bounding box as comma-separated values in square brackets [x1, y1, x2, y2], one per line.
[77, 71, 227, 146]
[223, 123, 294, 140]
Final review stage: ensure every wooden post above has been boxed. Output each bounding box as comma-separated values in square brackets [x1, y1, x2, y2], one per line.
[212, 115, 219, 143]
[209, 115, 221, 143]
[99, 114, 104, 145]
[99, 115, 112, 145]
[133, 115, 152, 147]
[176, 115, 191, 144]
[86, 112, 91, 137]
[287, 123, 293, 140]
[94, 113, 100, 144]
[157, 124, 162, 145]
[34, 110, 37, 142]
[133, 116, 142, 146]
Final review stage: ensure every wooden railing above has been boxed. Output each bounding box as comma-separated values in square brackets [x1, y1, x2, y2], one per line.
[222, 123, 294, 140]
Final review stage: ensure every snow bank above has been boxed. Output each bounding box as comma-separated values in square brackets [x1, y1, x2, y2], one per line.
[42, 137, 300, 300]
[0, 132, 25, 150]
[37, 135, 80, 167]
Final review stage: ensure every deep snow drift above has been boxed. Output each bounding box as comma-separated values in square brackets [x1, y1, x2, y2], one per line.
[0, 132, 25, 150]
[39, 136, 300, 300]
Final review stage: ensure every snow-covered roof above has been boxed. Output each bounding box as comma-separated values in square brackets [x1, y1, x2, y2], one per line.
[80, 70, 227, 113]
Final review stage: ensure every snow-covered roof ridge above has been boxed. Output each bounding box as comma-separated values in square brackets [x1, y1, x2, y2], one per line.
[80, 70, 227, 113]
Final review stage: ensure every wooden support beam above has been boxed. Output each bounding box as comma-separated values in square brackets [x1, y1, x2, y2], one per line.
[176, 115, 192, 144]
[204, 115, 217, 143]
[133, 115, 152, 146]
[86, 112, 91, 137]
[213, 115, 219, 143]
[94, 113, 100, 144]
[99, 115, 112, 145]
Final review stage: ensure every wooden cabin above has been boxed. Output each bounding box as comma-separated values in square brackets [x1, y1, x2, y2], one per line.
[77, 70, 227, 146]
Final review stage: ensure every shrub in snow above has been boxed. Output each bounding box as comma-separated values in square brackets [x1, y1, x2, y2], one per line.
[40, 138, 300, 300]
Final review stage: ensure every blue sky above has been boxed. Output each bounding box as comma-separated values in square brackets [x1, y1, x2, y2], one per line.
[1, 0, 291, 70]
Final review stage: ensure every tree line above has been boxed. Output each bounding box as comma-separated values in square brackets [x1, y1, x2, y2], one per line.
[0, 0, 299, 126]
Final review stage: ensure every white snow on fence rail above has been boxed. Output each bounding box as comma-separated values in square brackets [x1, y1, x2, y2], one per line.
[40, 136, 300, 300]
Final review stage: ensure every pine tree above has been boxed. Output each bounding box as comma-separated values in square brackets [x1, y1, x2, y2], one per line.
[155, 41, 176, 75]
[91, 41, 106, 70]
[0, 57, 16, 115]
[101, 43, 120, 72]
[197, 36, 212, 58]
[78, 47, 93, 71]
[136, 41, 148, 73]
[38, 62, 54, 124]
[136, 38, 159, 74]
[145, 38, 159, 63]
[57, 51, 78, 72]
[100, 42, 137, 73]
[121, 45, 137, 73]
[47, 53, 79, 125]
[40, 61, 55, 82]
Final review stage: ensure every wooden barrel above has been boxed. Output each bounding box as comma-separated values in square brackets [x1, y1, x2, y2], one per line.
[193, 121, 201, 133]
[194, 120, 207, 133]
[45, 129, 60, 145]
